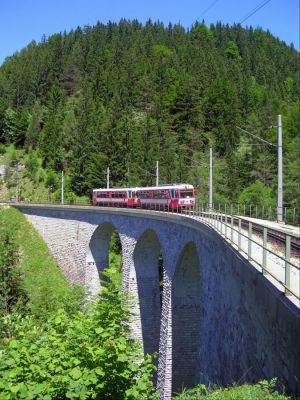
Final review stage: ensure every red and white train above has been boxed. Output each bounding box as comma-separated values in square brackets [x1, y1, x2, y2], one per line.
[92, 184, 196, 210]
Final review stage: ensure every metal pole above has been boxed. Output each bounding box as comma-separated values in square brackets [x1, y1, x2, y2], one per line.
[107, 167, 110, 189]
[277, 114, 283, 222]
[262, 227, 268, 274]
[248, 222, 252, 260]
[285, 235, 291, 295]
[209, 147, 213, 210]
[238, 219, 241, 250]
[156, 161, 159, 186]
[61, 170, 64, 204]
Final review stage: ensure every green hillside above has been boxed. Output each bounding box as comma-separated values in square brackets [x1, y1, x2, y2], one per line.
[0, 206, 83, 322]
[0, 20, 299, 208]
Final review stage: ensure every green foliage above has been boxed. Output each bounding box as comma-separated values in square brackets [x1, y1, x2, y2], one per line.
[225, 41, 241, 60]
[173, 379, 291, 399]
[39, 83, 66, 170]
[0, 211, 28, 337]
[0, 209, 156, 398]
[25, 100, 44, 150]
[238, 180, 275, 207]
[0, 268, 157, 399]
[202, 78, 240, 156]
[44, 169, 60, 193]
[24, 149, 40, 182]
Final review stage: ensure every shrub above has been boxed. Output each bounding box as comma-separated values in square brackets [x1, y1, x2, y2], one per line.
[0, 212, 28, 337]
[0, 269, 157, 399]
[238, 180, 275, 207]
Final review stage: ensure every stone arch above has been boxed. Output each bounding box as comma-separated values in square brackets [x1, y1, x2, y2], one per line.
[172, 241, 201, 393]
[86, 222, 121, 294]
[133, 229, 163, 357]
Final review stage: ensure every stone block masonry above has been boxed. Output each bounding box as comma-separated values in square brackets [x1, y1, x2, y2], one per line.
[16, 204, 300, 399]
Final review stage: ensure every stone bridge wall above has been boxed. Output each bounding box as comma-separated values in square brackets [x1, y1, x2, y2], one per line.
[16, 205, 300, 398]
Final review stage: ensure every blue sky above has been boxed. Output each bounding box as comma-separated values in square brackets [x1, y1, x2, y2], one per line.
[1, 0, 299, 65]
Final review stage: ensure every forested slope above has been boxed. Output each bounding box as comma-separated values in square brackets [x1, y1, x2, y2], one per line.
[0, 20, 299, 207]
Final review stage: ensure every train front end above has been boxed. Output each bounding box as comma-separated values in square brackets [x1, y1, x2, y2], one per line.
[169, 184, 196, 210]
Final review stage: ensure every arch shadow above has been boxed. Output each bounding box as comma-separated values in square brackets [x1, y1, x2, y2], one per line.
[133, 229, 163, 357]
[86, 222, 120, 279]
[172, 241, 201, 393]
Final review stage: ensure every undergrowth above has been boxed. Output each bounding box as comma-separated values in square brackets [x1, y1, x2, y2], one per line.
[173, 379, 292, 399]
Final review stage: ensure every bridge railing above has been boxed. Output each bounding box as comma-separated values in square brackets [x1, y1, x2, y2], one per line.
[196, 203, 300, 226]
[180, 208, 299, 304]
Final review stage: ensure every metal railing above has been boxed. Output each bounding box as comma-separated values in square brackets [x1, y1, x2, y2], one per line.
[196, 203, 300, 226]
[187, 209, 300, 303]
[138, 203, 299, 303]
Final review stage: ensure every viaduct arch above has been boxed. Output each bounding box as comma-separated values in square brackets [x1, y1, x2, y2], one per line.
[14, 204, 300, 399]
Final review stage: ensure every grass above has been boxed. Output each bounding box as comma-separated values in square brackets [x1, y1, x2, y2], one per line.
[0, 206, 84, 319]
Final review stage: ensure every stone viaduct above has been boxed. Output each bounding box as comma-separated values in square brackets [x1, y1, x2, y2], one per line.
[15, 204, 300, 398]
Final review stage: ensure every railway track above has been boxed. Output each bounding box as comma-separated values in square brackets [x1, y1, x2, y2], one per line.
[238, 218, 300, 257]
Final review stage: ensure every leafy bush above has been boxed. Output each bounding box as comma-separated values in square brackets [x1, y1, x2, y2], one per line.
[0, 216, 28, 337]
[44, 169, 58, 190]
[0, 269, 157, 399]
[24, 150, 40, 182]
[238, 180, 275, 207]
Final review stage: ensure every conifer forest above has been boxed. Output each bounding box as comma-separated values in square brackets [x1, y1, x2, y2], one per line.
[0, 20, 299, 208]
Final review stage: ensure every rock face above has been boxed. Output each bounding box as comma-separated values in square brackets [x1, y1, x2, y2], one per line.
[17, 205, 300, 399]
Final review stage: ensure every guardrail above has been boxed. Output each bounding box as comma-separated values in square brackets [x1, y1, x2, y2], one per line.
[197, 203, 300, 226]
[190, 210, 300, 304]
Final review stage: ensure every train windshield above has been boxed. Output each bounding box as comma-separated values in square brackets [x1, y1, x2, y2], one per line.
[179, 190, 194, 198]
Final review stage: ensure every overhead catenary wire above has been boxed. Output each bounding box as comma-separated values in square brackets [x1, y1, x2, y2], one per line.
[184, 154, 207, 167]
[195, 0, 221, 21]
[239, 0, 272, 24]
[236, 126, 277, 147]
[137, 165, 156, 177]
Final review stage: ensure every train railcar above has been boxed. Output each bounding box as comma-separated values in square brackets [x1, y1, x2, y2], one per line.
[92, 187, 139, 207]
[136, 184, 195, 209]
[93, 184, 195, 210]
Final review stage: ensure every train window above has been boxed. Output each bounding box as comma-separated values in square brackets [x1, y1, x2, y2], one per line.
[140, 191, 152, 198]
[97, 192, 109, 198]
[179, 190, 193, 198]
[155, 190, 169, 198]
[112, 191, 126, 198]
